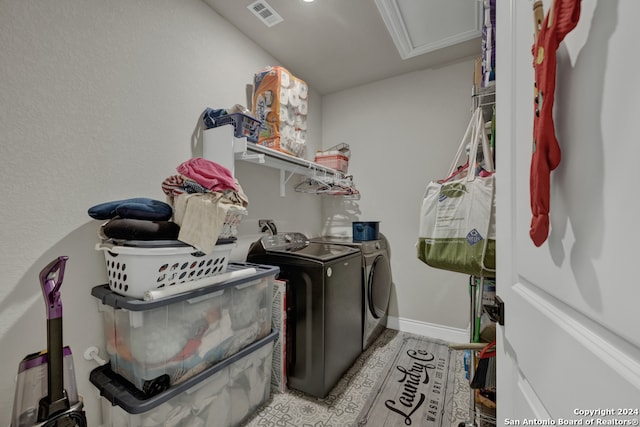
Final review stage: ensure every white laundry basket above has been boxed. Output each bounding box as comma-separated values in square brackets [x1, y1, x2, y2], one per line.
[96, 242, 234, 298]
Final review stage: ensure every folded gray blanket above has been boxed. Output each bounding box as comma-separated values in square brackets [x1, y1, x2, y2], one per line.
[102, 218, 180, 241]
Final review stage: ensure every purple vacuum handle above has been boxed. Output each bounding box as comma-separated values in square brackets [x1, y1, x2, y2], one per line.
[39, 256, 68, 320]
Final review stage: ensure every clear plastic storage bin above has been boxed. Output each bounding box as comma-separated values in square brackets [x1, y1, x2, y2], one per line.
[91, 330, 277, 427]
[91, 262, 277, 396]
[314, 153, 349, 174]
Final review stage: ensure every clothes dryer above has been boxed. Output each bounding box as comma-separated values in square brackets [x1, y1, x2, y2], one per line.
[247, 233, 362, 398]
[311, 234, 392, 350]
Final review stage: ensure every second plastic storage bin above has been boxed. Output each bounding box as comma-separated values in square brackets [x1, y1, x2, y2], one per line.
[91, 262, 278, 396]
[91, 330, 278, 427]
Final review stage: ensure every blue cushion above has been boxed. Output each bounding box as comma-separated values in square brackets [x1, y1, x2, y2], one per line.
[88, 198, 173, 221]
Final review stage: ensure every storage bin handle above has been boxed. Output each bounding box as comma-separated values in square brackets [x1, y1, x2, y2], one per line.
[186, 290, 225, 304]
[234, 279, 262, 290]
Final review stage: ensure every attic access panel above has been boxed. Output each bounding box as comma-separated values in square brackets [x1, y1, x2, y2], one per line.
[375, 0, 482, 60]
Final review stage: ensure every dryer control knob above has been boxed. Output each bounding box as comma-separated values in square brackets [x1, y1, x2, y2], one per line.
[327, 267, 332, 277]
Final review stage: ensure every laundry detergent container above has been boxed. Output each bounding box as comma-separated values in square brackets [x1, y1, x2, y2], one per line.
[352, 221, 380, 241]
[91, 330, 277, 427]
[91, 262, 277, 396]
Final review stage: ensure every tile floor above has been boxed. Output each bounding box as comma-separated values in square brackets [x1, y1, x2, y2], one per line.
[242, 329, 484, 427]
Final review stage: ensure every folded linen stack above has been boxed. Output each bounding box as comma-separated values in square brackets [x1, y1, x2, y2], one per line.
[88, 158, 248, 255]
[252, 65, 308, 157]
[88, 197, 180, 242]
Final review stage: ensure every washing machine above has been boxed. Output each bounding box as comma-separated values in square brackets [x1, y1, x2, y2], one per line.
[311, 234, 392, 350]
[247, 232, 363, 398]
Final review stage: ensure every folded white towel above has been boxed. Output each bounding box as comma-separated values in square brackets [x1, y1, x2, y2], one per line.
[174, 192, 228, 254]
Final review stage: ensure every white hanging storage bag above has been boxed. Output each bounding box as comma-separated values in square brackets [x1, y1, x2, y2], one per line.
[417, 107, 496, 277]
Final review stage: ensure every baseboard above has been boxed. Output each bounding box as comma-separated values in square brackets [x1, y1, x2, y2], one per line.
[386, 316, 470, 344]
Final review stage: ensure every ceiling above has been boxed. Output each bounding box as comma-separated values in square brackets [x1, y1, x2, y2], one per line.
[203, 0, 483, 95]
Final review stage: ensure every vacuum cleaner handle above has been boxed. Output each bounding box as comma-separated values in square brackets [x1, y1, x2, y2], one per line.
[39, 256, 68, 320]
[37, 256, 70, 421]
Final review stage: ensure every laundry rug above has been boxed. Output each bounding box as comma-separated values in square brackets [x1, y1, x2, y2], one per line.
[355, 336, 457, 427]
[242, 330, 469, 427]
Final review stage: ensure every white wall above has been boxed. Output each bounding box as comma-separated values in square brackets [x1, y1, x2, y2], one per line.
[321, 58, 477, 331]
[0, 1, 323, 425]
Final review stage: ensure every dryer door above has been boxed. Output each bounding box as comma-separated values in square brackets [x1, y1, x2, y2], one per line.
[368, 253, 392, 318]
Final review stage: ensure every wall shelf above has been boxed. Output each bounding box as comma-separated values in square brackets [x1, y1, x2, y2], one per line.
[472, 84, 496, 122]
[235, 143, 344, 196]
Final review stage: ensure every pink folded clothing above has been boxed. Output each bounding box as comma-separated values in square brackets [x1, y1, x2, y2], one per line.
[177, 158, 238, 192]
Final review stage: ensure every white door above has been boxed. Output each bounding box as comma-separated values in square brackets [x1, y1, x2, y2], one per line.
[496, 0, 640, 424]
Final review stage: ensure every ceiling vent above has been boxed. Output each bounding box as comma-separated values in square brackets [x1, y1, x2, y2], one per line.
[247, 0, 284, 28]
